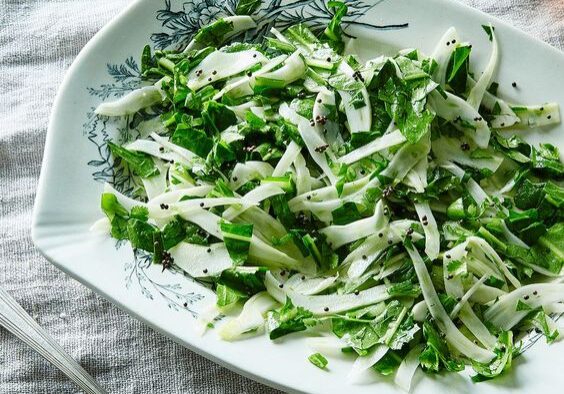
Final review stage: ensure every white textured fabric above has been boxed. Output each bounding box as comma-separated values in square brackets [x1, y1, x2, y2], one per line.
[0, 0, 561, 393]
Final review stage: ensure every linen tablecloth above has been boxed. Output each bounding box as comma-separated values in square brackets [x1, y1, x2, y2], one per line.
[0, 0, 562, 392]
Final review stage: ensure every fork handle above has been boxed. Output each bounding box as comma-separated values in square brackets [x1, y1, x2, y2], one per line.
[0, 287, 107, 394]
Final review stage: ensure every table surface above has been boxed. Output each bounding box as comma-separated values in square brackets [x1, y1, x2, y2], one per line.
[0, 0, 562, 392]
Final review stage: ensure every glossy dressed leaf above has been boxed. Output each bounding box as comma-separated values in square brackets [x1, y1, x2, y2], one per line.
[216, 283, 248, 309]
[108, 142, 160, 178]
[235, 0, 262, 15]
[171, 124, 213, 158]
[419, 322, 465, 373]
[323, 1, 348, 52]
[531, 143, 564, 176]
[218, 267, 267, 296]
[471, 331, 513, 381]
[267, 297, 314, 340]
[308, 353, 329, 369]
[445, 45, 471, 94]
[373, 351, 402, 375]
[301, 233, 338, 271]
[127, 218, 159, 252]
[193, 19, 234, 47]
[284, 24, 319, 49]
[482, 24, 495, 41]
[100, 193, 130, 240]
[327, 73, 365, 91]
[202, 101, 238, 134]
[447, 45, 471, 83]
[220, 222, 253, 265]
[331, 202, 362, 225]
[100, 193, 128, 219]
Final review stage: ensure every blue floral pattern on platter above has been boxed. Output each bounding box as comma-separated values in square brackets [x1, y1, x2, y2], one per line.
[126, 250, 204, 317]
[151, 0, 408, 50]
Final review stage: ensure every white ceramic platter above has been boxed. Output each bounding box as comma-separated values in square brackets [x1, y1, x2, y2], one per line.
[32, 0, 564, 393]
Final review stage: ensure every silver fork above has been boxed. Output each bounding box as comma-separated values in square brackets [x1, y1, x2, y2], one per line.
[0, 285, 107, 394]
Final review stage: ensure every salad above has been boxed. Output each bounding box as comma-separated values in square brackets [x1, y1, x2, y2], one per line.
[93, 1, 564, 390]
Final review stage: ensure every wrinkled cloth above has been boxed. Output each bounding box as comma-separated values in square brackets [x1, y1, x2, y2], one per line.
[0, 0, 561, 393]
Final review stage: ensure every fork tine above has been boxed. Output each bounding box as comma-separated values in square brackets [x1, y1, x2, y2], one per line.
[0, 286, 107, 394]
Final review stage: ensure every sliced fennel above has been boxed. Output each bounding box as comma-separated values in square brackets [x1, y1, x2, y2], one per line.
[170, 242, 233, 277]
[218, 292, 279, 341]
[467, 24, 498, 110]
[187, 49, 268, 91]
[394, 344, 424, 392]
[95, 86, 163, 116]
[339, 129, 406, 165]
[265, 272, 393, 315]
[405, 245, 495, 363]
